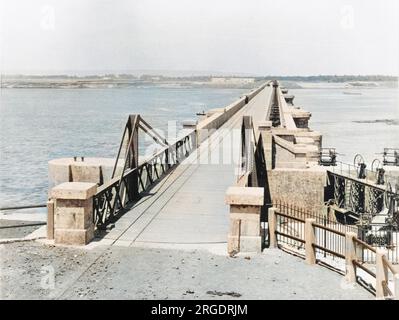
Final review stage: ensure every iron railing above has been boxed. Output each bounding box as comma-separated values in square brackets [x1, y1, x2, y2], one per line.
[352, 237, 397, 298]
[93, 114, 196, 229]
[357, 225, 399, 264]
[273, 201, 357, 261]
[271, 202, 399, 298]
[273, 200, 399, 263]
[328, 161, 399, 189]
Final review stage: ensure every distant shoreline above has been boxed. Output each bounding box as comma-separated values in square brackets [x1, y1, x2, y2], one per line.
[1, 74, 397, 89]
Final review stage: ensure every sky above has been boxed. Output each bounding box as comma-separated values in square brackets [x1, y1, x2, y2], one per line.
[0, 0, 398, 76]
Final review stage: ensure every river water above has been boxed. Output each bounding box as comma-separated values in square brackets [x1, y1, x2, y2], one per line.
[0, 85, 398, 209]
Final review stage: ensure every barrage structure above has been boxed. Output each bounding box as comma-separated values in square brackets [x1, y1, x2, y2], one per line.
[46, 81, 399, 299]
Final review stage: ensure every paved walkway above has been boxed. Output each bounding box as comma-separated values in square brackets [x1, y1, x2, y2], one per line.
[96, 87, 273, 248]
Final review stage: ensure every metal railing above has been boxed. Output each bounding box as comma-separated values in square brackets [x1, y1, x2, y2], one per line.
[312, 222, 346, 259]
[269, 203, 399, 299]
[0, 204, 46, 211]
[326, 159, 399, 264]
[273, 201, 357, 260]
[357, 225, 399, 264]
[236, 115, 264, 188]
[92, 115, 196, 229]
[352, 237, 377, 283]
[328, 161, 399, 190]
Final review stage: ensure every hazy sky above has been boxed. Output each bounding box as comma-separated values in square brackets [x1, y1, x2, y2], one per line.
[1, 0, 398, 76]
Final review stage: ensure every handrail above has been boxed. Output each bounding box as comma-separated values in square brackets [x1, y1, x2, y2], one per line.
[275, 211, 305, 223]
[312, 244, 345, 259]
[275, 230, 305, 244]
[0, 204, 47, 211]
[312, 222, 346, 237]
[352, 260, 377, 278]
[353, 237, 377, 254]
[270, 203, 398, 300]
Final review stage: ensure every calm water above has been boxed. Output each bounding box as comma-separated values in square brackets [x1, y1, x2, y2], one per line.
[0, 87, 247, 208]
[0, 86, 398, 208]
[291, 87, 399, 163]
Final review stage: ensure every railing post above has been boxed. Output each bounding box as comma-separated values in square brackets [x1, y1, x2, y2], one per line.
[394, 273, 399, 300]
[268, 207, 277, 248]
[376, 249, 388, 299]
[46, 199, 55, 240]
[305, 218, 316, 265]
[345, 232, 357, 283]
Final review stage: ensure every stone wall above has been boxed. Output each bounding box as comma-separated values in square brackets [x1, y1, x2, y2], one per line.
[268, 167, 328, 214]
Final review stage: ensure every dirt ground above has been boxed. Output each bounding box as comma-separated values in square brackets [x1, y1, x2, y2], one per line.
[0, 241, 372, 300]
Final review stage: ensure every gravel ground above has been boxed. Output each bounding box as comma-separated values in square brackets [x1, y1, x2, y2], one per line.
[0, 241, 372, 300]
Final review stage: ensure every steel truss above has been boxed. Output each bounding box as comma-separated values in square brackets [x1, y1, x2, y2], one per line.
[93, 114, 196, 229]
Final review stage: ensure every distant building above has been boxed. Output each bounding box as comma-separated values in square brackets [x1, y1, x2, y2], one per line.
[210, 77, 255, 85]
[140, 74, 163, 81]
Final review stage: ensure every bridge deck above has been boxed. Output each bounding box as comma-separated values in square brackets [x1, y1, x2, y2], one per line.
[96, 86, 272, 248]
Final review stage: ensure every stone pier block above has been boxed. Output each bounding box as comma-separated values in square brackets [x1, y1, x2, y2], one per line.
[51, 182, 97, 200]
[54, 227, 94, 246]
[225, 187, 264, 254]
[225, 187, 264, 206]
[227, 235, 262, 253]
[50, 182, 97, 245]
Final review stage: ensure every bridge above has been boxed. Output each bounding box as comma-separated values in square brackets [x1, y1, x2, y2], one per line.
[45, 81, 399, 299]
